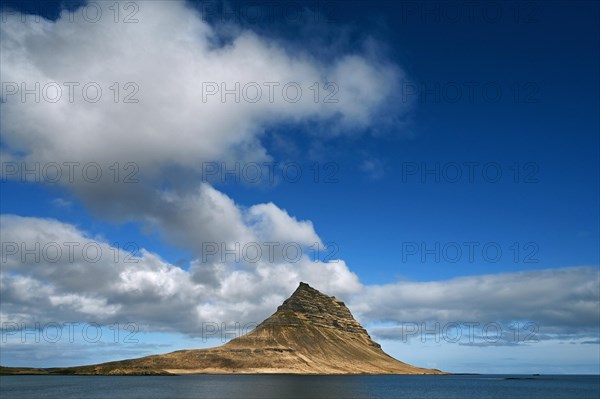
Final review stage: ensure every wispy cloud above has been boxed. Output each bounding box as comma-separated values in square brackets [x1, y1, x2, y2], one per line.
[51, 198, 72, 208]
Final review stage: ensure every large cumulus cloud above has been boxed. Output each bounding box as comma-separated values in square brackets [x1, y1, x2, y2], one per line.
[0, 0, 404, 261]
[0, 0, 403, 179]
[0, 214, 361, 335]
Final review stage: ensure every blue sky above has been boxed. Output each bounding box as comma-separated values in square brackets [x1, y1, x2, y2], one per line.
[0, 0, 599, 373]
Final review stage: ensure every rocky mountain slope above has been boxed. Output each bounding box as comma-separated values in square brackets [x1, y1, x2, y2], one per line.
[1, 283, 443, 375]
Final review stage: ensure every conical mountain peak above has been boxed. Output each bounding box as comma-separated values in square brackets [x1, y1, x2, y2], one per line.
[257, 282, 375, 342]
[278, 282, 343, 313]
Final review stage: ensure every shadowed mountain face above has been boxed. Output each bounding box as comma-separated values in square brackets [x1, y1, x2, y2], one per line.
[0, 283, 443, 375]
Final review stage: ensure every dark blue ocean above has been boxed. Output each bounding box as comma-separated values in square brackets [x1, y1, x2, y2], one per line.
[1, 374, 598, 399]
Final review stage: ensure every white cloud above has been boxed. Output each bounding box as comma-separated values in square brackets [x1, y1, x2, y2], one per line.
[245, 202, 322, 247]
[351, 267, 600, 337]
[0, 0, 403, 181]
[0, 215, 362, 334]
[0, 0, 405, 268]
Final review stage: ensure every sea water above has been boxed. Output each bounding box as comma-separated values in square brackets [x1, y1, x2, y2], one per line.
[1, 374, 599, 399]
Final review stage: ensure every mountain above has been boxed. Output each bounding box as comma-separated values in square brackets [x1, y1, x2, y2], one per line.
[0, 282, 443, 375]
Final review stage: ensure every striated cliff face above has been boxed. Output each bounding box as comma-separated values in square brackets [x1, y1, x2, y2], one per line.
[1, 283, 443, 375]
[268, 282, 377, 339]
[228, 282, 383, 352]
